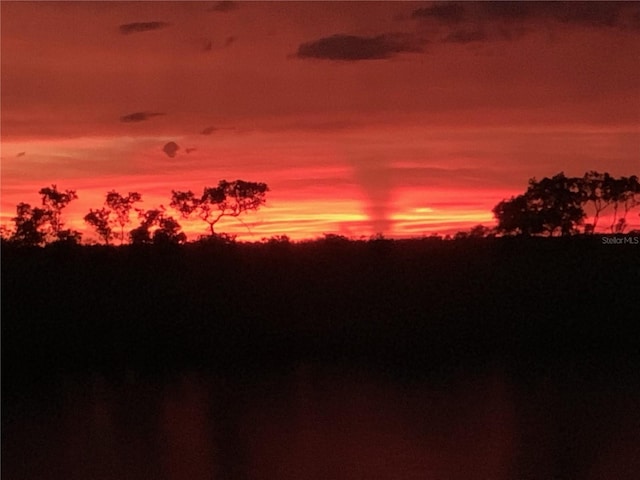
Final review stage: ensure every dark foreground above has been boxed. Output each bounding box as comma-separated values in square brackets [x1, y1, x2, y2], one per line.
[3, 237, 640, 479]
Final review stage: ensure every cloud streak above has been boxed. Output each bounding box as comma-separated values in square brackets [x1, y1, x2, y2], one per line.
[118, 21, 171, 35]
[296, 33, 424, 61]
[412, 3, 466, 23]
[411, 1, 640, 42]
[120, 112, 165, 123]
[444, 29, 487, 44]
[477, 1, 635, 27]
[208, 1, 239, 13]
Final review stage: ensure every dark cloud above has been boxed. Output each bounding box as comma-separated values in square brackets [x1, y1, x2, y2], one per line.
[208, 1, 239, 13]
[203, 39, 213, 52]
[296, 33, 424, 61]
[118, 21, 171, 35]
[633, 11, 640, 30]
[444, 29, 487, 44]
[553, 2, 623, 28]
[224, 36, 236, 47]
[201, 126, 218, 135]
[162, 141, 180, 158]
[478, 2, 533, 20]
[186, 148, 197, 154]
[412, 2, 466, 23]
[487, 2, 640, 31]
[120, 112, 165, 123]
[412, 1, 640, 40]
[477, 2, 615, 26]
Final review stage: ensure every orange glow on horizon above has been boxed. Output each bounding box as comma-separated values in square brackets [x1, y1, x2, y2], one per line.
[2, 128, 639, 241]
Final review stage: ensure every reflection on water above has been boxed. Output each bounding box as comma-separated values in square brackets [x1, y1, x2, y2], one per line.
[3, 365, 639, 480]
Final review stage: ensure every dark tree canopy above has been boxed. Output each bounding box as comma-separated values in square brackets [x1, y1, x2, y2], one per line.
[526, 173, 585, 236]
[494, 171, 640, 236]
[130, 208, 186, 245]
[493, 194, 545, 236]
[8, 185, 79, 246]
[170, 179, 268, 236]
[10, 203, 51, 246]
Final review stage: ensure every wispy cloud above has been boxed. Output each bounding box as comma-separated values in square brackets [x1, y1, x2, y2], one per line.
[208, 1, 239, 13]
[118, 21, 171, 35]
[412, 3, 465, 23]
[443, 29, 487, 44]
[120, 112, 165, 123]
[296, 33, 424, 61]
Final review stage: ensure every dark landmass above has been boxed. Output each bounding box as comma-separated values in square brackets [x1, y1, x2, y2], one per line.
[2, 236, 639, 388]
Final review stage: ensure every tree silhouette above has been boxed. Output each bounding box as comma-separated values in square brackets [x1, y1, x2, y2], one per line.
[580, 171, 613, 232]
[170, 179, 268, 236]
[84, 208, 113, 245]
[494, 171, 640, 236]
[83, 191, 142, 245]
[38, 185, 79, 241]
[609, 175, 640, 233]
[105, 191, 142, 244]
[9, 185, 80, 246]
[55, 229, 82, 245]
[130, 207, 186, 245]
[620, 175, 640, 231]
[10, 203, 51, 246]
[152, 217, 186, 245]
[494, 173, 585, 236]
[527, 173, 585, 236]
[0, 225, 12, 242]
[493, 194, 545, 236]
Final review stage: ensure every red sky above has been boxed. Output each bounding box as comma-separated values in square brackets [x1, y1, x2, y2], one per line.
[2, 1, 639, 241]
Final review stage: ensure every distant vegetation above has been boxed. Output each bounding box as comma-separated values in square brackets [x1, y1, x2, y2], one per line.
[2, 180, 269, 247]
[1, 172, 639, 247]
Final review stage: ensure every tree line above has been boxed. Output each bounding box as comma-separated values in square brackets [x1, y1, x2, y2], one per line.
[493, 171, 640, 236]
[2, 171, 638, 247]
[2, 180, 269, 247]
